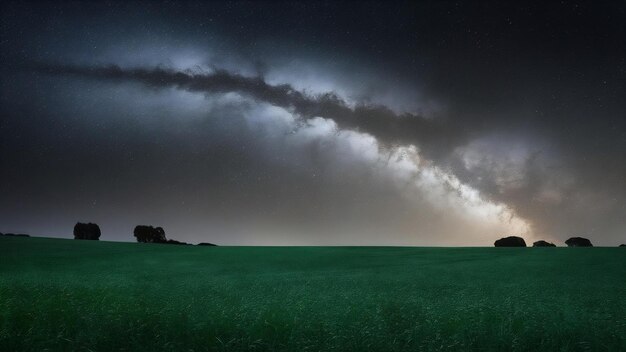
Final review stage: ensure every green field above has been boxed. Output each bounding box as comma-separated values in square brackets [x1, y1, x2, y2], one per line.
[1, 236, 625, 351]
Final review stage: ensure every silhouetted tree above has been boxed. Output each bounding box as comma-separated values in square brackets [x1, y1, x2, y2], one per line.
[155, 227, 166, 242]
[74, 222, 101, 240]
[133, 225, 167, 243]
[565, 237, 593, 247]
[533, 240, 556, 247]
[494, 236, 526, 247]
[197, 242, 217, 246]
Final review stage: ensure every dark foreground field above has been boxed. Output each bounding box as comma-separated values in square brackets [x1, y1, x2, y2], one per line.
[1, 237, 625, 351]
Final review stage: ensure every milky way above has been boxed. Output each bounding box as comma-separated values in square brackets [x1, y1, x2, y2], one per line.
[1, 1, 624, 245]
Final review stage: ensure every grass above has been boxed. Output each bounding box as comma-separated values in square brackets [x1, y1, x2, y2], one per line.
[1, 236, 625, 351]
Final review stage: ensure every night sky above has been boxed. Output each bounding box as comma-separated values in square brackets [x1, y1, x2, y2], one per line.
[1, 1, 624, 245]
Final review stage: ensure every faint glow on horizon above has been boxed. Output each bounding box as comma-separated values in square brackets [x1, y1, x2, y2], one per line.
[250, 111, 533, 243]
[382, 142, 531, 239]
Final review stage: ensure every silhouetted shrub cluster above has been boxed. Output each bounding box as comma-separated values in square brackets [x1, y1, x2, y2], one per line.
[134, 225, 167, 243]
[132, 225, 191, 245]
[495, 236, 595, 247]
[565, 237, 593, 247]
[494, 236, 526, 247]
[532, 240, 556, 247]
[61, 222, 213, 245]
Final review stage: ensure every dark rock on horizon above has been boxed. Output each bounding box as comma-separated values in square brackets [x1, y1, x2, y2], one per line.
[533, 240, 556, 247]
[134, 225, 167, 243]
[197, 242, 217, 246]
[565, 237, 593, 247]
[494, 236, 527, 247]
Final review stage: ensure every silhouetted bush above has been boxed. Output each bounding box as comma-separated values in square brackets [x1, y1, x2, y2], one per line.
[620, 244, 626, 247]
[197, 242, 217, 246]
[133, 225, 190, 244]
[494, 236, 526, 247]
[533, 240, 556, 247]
[565, 237, 593, 247]
[165, 239, 189, 245]
[2, 233, 30, 237]
[133, 225, 167, 243]
[74, 222, 101, 240]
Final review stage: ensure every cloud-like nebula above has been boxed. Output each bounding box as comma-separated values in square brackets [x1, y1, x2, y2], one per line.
[30, 62, 465, 159]
[1, 1, 624, 245]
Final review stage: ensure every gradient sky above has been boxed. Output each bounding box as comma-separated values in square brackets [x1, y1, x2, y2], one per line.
[1, 1, 624, 245]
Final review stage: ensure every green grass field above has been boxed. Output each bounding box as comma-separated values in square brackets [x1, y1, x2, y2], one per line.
[1, 236, 625, 351]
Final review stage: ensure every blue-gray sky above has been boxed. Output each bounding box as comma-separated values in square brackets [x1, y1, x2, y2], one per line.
[1, 1, 624, 245]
